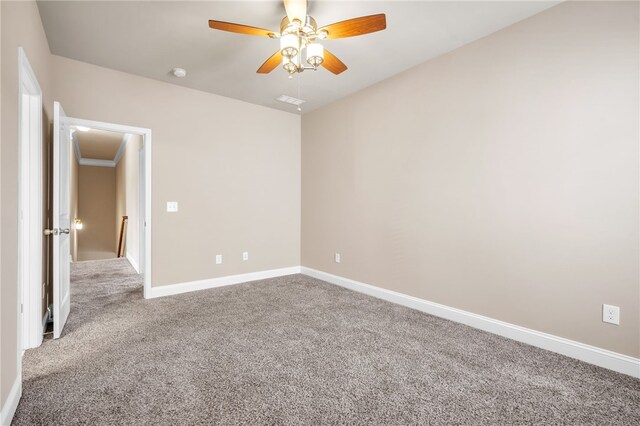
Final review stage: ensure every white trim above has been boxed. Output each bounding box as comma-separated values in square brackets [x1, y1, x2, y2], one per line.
[70, 118, 149, 135]
[78, 158, 115, 167]
[138, 144, 146, 277]
[113, 134, 130, 165]
[71, 132, 82, 162]
[142, 131, 152, 299]
[18, 46, 44, 355]
[301, 267, 640, 378]
[149, 266, 301, 299]
[0, 376, 21, 426]
[126, 251, 140, 274]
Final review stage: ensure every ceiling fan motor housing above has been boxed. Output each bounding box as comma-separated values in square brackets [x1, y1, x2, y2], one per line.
[280, 16, 318, 37]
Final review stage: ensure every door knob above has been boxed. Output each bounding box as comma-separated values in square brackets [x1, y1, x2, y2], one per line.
[44, 228, 70, 236]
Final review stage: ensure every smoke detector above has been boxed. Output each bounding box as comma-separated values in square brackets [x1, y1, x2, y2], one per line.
[171, 67, 187, 78]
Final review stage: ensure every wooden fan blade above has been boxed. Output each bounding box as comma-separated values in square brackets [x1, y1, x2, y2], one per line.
[257, 50, 284, 74]
[322, 49, 347, 75]
[208, 20, 275, 37]
[284, 0, 307, 23]
[319, 14, 386, 39]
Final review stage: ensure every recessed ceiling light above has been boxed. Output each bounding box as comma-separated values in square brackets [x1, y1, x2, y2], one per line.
[75, 126, 91, 132]
[172, 67, 187, 78]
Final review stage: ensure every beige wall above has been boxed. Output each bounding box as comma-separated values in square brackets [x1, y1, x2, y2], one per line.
[1, 0, 52, 410]
[51, 56, 301, 286]
[77, 166, 116, 260]
[302, 1, 640, 357]
[115, 134, 141, 266]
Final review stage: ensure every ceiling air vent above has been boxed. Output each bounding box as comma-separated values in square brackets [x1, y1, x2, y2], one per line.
[276, 95, 306, 106]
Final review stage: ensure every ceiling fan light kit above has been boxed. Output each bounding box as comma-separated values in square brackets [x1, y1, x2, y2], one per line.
[208, 0, 386, 77]
[277, 16, 327, 77]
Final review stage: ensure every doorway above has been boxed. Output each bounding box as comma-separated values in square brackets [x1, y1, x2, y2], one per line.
[66, 117, 152, 300]
[48, 111, 153, 338]
[71, 128, 136, 262]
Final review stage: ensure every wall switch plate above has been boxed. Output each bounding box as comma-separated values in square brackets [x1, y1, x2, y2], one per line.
[215, 254, 222, 265]
[335, 253, 341, 263]
[602, 304, 620, 325]
[166, 201, 178, 212]
[242, 252, 249, 261]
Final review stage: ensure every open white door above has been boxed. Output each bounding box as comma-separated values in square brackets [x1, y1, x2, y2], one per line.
[52, 101, 71, 339]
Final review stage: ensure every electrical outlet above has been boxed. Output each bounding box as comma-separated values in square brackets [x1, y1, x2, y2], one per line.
[335, 253, 341, 263]
[602, 304, 620, 325]
[215, 254, 222, 265]
[242, 252, 249, 261]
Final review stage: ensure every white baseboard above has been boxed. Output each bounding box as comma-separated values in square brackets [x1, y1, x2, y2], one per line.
[301, 267, 640, 378]
[126, 252, 140, 274]
[0, 375, 21, 426]
[149, 266, 301, 299]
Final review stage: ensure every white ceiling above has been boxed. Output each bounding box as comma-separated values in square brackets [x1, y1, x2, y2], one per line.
[38, 1, 560, 114]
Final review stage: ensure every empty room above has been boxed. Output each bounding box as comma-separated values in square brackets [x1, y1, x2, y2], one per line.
[1, 1, 638, 425]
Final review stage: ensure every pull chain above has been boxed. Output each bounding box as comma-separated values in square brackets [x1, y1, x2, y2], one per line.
[297, 71, 302, 112]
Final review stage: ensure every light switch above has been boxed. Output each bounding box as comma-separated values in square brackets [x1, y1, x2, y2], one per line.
[166, 202, 178, 213]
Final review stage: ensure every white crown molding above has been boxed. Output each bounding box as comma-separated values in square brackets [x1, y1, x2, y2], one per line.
[0, 376, 21, 426]
[78, 158, 115, 167]
[149, 266, 302, 299]
[113, 133, 130, 165]
[300, 267, 640, 378]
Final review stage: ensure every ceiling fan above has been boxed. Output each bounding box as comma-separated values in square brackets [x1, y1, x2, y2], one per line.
[208, 0, 386, 77]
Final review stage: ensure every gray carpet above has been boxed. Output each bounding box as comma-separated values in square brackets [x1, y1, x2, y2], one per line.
[13, 258, 640, 425]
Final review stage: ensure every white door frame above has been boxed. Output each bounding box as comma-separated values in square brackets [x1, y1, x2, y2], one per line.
[67, 117, 152, 299]
[138, 144, 146, 275]
[18, 47, 44, 353]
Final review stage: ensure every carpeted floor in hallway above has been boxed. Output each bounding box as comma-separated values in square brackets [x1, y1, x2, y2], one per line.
[12, 258, 640, 425]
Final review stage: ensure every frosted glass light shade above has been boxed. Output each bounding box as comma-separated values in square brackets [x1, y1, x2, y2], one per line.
[306, 43, 324, 67]
[280, 33, 299, 58]
[282, 54, 300, 74]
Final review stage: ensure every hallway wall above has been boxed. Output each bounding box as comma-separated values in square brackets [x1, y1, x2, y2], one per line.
[115, 134, 142, 268]
[78, 165, 116, 260]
